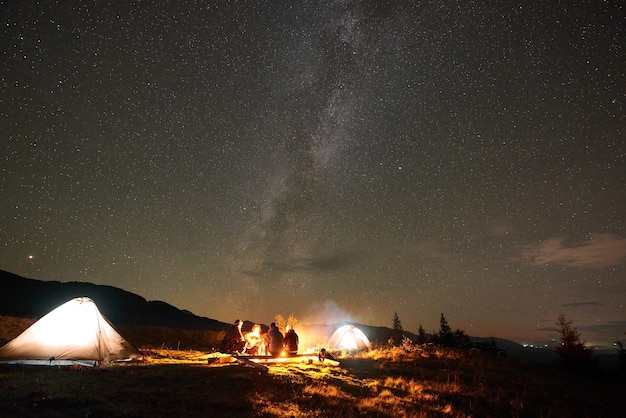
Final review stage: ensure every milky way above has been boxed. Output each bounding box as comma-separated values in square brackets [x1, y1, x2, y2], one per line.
[2, 1, 625, 348]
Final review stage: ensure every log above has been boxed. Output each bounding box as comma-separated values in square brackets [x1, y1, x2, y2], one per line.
[233, 356, 269, 371]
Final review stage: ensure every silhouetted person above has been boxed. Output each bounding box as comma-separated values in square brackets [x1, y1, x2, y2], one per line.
[318, 348, 336, 362]
[283, 325, 299, 356]
[264, 322, 284, 357]
[244, 324, 263, 355]
[219, 319, 245, 354]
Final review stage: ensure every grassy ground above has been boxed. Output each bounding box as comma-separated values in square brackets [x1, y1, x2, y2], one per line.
[1, 317, 624, 416]
[1, 346, 624, 418]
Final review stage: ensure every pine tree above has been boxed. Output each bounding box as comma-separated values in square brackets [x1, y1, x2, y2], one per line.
[391, 311, 403, 345]
[392, 311, 403, 332]
[555, 312, 595, 375]
[438, 313, 454, 347]
[417, 324, 427, 344]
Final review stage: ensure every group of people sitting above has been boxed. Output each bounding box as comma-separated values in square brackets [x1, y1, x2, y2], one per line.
[219, 319, 299, 357]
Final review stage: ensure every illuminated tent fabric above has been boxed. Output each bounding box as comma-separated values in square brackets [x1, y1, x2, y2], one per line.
[0, 297, 141, 363]
[327, 325, 371, 351]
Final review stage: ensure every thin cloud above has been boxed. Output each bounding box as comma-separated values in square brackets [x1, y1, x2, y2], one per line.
[561, 302, 603, 308]
[243, 252, 362, 278]
[307, 252, 362, 272]
[522, 233, 626, 269]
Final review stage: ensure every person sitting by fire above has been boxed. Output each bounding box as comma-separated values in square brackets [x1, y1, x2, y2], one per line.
[219, 319, 246, 354]
[283, 325, 299, 356]
[243, 324, 263, 355]
[264, 322, 284, 357]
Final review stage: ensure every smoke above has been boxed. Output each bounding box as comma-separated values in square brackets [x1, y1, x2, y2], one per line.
[302, 300, 354, 325]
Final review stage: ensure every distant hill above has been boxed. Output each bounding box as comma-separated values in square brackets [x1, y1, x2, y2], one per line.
[469, 336, 559, 364]
[0, 270, 566, 364]
[0, 270, 228, 332]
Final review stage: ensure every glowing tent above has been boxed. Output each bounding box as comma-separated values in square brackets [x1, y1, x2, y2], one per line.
[327, 325, 371, 351]
[0, 297, 141, 365]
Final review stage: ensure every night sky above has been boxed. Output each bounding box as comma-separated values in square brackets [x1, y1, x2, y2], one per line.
[2, 1, 624, 348]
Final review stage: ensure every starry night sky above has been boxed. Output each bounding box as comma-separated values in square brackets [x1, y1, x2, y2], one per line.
[2, 1, 625, 348]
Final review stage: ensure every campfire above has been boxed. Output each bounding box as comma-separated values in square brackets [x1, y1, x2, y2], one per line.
[238, 325, 326, 364]
[211, 321, 371, 370]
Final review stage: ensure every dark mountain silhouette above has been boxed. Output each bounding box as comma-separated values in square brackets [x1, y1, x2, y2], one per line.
[0, 270, 563, 364]
[0, 271, 402, 342]
[0, 270, 228, 332]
